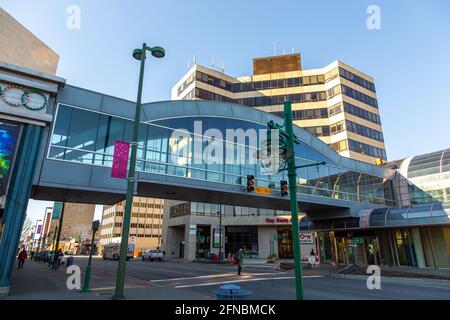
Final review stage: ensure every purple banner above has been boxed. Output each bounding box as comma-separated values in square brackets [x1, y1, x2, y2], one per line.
[111, 140, 130, 179]
[36, 224, 43, 234]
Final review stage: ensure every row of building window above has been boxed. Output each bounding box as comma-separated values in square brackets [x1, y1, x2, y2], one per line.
[273, 108, 328, 121]
[328, 102, 381, 125]
[130, 234, 161, 238]
[130, 202, 163, 209]
[195, 88, 327, 107]
[109, 233, 160, 238]
[339, 67, 376, 92]
[346, 120, 384, 142]
[177, 72, 196, 96]
[130, 223, 162, 229]
[179, 67, 374, 97]
[304, 126, 330, 137]
[348, 139, 387, 159]
[191, 71, 327, 95]
[331, 139, 387, 160]
[341, 85, 378, 108]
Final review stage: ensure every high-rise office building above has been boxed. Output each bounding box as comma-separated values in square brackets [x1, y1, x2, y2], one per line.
[172, 53, 386, 164]
[99, 197, 164, 254]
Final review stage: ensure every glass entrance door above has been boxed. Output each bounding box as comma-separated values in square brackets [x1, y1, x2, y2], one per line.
[196, 225, 210, 259]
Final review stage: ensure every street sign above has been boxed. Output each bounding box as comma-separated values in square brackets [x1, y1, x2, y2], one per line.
[254, 186, 273, 195]
[351, 237, 364, 245]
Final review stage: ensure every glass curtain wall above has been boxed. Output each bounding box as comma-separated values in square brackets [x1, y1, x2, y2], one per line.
[49, 104, 396, 206]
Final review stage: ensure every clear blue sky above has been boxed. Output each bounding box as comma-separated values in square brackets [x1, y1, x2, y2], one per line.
[1, 0, 449, 222]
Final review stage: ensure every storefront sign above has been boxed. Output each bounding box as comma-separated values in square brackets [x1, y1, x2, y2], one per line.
[300, 232, 314, 244]
[254, 186, 273, 195]
[0, 83, 49, 111]
[266, 217, 291, 223]
[189, 224, 197, 235]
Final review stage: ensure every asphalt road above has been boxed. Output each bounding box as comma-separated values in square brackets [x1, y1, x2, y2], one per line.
[7, 257, 450, 300]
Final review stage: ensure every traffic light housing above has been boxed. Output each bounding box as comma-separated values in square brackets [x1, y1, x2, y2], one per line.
[247, 175, 255, 192]
[280, 180, 288, 196]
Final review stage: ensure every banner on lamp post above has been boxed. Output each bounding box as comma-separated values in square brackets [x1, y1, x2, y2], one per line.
[111, 140, 130, 179]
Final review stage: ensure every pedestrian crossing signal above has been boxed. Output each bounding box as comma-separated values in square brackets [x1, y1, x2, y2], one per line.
[247, 175, 255, 192]
[280, 180, 288, 196]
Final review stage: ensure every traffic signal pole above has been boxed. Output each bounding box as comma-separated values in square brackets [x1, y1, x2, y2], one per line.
[283, 100, 304, 300]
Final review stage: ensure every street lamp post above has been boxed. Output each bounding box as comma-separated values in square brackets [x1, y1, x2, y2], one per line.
[81, 220, 100, 293]
[113, 43, 165, 300]
[218, 205, 223, 260]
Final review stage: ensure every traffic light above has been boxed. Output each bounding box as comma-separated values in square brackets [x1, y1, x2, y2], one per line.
[246, 175, 255, 192]
[280, 180, 288, 196]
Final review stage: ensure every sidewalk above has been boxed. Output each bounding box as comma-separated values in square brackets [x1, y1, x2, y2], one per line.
[337, 264, 450, 280]
[3, 259, 211, 300]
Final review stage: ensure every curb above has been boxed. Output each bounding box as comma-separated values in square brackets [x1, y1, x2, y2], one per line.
[331, 273, 450, 284]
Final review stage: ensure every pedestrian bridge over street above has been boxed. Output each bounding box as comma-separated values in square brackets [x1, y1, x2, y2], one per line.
[31, 85, 398, 218]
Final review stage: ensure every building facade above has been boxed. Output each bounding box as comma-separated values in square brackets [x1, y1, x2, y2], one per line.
[172, 54, 386, 165]
[49, 202, 96, 254]
[100, 197, 164, 255]
[163, 200, 316, 261]
[0, 8, 59, 75]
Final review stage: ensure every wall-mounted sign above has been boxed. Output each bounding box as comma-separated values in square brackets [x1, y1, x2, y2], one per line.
[0, 83, 49, 111]
[300, 232, 314, 244]
[189, 224, 197, 235]
[212, 228, 224, 248]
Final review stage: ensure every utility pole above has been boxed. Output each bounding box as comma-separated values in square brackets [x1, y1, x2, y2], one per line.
[53, 202, 65, 268]
[266, 100, 325, 300]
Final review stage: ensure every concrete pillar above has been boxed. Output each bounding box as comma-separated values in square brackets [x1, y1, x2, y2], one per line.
[0, 125, 42, 296]
[411, 228, 426, 268]
[184, 223, 196, 261]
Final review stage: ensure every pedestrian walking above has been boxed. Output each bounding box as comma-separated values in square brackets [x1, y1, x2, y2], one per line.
[55, 249, 64, 270]
[308, 249, 316, 267]
[17, 247, 27, 269]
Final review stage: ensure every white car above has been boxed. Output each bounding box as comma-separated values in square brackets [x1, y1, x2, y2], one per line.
[142, 249, 163, 262]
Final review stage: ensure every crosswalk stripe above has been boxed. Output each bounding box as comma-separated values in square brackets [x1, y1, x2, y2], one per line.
[173, 275, 324, 288]
[149, 272, 280, 283]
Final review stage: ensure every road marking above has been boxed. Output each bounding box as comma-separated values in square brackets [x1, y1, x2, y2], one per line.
[149, 272, 279, 283]
[173, 275, 324, 288]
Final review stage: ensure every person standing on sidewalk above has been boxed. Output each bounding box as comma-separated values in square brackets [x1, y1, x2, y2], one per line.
[17, 247, 27, 269]
[54, 249, 64, 270]
[236, 247, 245, 276]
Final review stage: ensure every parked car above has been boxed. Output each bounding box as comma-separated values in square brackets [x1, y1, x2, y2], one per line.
[142, 249, 163, 262]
